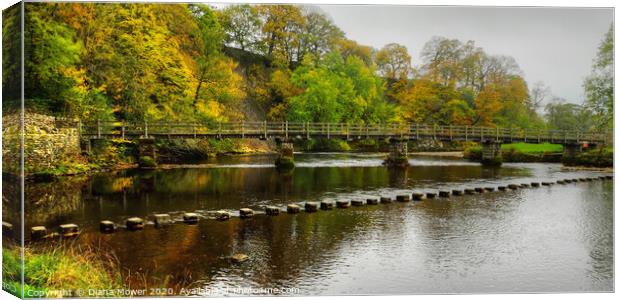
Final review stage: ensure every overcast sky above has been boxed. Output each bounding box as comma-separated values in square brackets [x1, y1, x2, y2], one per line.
[316, 5, 612, 105]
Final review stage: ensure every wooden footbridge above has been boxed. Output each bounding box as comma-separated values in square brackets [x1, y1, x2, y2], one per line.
[81, 121, 609, 144]
[79, 120, 611, 167]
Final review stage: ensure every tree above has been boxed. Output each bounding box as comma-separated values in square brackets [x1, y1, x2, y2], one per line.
[297, 9, 344, 63]
[545, 98, 594, 131]
[219, 4, 262, 52]
[584, 24, 613, 129]
[334, 38, 374, 67]
[528, 81, 551, 113]
[375, 43, 412, 80]
[258, 4, 306, 67]
[285, 52, 392, 124]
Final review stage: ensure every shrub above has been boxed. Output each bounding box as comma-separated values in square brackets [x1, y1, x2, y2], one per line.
[138, 156, 157, 168]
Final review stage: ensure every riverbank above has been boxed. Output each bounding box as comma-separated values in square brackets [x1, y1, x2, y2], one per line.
[463, 142, 613, 167]
[2, 243, 123, 298]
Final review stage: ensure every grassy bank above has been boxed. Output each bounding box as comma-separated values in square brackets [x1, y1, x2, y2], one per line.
[464, 142, 613, 167]
[2, 244, 123, 298]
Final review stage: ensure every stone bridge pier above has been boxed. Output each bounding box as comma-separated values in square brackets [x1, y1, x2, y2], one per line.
[275, 139, 295, 170]
[138, 138, 157, 168]
[383, 138, 410, 167]
[481, 141, 502, 166]
[562, 143, 583, 165]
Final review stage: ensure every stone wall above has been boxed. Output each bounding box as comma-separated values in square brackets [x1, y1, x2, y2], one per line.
[2, 112, 82, 175]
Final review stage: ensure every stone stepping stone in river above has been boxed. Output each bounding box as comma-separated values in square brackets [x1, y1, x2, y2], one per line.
[265, 206, 280, 216]
[126, 217, 144, 231]
[239, 208, 254, 218]
[100, 220, 116, 233]
[320, 200, 334, 210]
[305, 202, 319, 212]
[287, 204, 301, 214]
[380, 197, 392, 204]
[215, 210, 231, 221]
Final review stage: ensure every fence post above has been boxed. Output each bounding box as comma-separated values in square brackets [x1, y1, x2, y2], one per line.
[346, 123, 350, 140]
[480, 126, 483, 141]
[241, 121, 245, 138]
[121, 121, 125, 139]
[327, 123, 331, 139]
[538, 129, 541, 143]
[218, 122, 222, 139]
[306, 121, 310, 140]
[465, 125, 468, 141]
[97, 119, 101, 138]
[193, 123, 197, 138]
[144, 120, 148, 138]
[449, 125, 453, 140]
[285, 121, 288, 139]
[264, 121, 268, 140]
[496, 127, 499, 142]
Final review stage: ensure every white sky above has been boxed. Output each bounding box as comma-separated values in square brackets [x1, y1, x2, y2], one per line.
[317, 5, 613, 105]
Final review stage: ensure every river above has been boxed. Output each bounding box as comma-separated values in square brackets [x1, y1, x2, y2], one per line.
[6, 153, 614, 295]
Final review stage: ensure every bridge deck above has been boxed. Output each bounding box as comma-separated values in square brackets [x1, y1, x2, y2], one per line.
[79, 121, 610, 145]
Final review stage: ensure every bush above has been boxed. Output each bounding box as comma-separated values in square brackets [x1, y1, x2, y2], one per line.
[138, 156, 157, 168]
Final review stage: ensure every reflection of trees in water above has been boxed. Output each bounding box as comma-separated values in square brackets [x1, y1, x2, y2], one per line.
[2, 176, 89, 228]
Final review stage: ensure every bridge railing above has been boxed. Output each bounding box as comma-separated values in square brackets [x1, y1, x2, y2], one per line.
[79, 121, 611, 144]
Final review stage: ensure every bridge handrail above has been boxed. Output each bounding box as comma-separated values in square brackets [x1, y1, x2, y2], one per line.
[79, 120, 611, 144]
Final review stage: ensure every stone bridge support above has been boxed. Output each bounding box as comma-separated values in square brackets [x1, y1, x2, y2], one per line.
[481, 141, 502, 166]
[138, 138, 157, 168]
[275, 140, 295, 170]
[384, 138, 410, 167]
[562, 143, 582, 165]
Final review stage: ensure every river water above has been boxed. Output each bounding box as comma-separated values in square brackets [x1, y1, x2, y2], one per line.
[8, 153, 614, 294]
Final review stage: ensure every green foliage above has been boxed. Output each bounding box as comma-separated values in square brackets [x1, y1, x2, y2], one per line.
[139, 156, 157, 168]
[2, 246, 123, 297]
[286, 52, 393, 124]
[584, 25, 613, 129]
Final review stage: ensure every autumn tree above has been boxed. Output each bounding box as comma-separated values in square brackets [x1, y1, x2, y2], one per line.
[376, 43, 412, 80]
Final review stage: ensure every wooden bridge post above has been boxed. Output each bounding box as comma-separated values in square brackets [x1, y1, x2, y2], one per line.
[121, 121, 125, 139]
[264, 121, 268, 140]
[97, 119, 101, 139]
[306, 121, 310, 140]
[144, 121, 149, 138]
[241, 121, 245, 138]
[465, 125, 468, 141]
[327, 123, 331, 139]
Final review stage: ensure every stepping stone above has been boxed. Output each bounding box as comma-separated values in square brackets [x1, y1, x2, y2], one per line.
[411, 193, 424, 201]
[336, 200, 350, 208]
[100, 220, 115, 233]
[265, 206, 280, 216]
[215, 210, 230, 221]
[351, 199, 365, 206]
[153, 214, 172, 227]
[380, 197, 392, 204]
[305, 202, 319, 212]
[287, 204, 301, 213]
[239, 208, 254, 218]
[320, 201, 334, 210]
[367, 198, 379, 205]
[126, 217, 144, 231]
[183, 212, 199, 224]
[60, 224, 80, 237]
[396, 195, 411, 202]
[425, 192, 437, 199]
